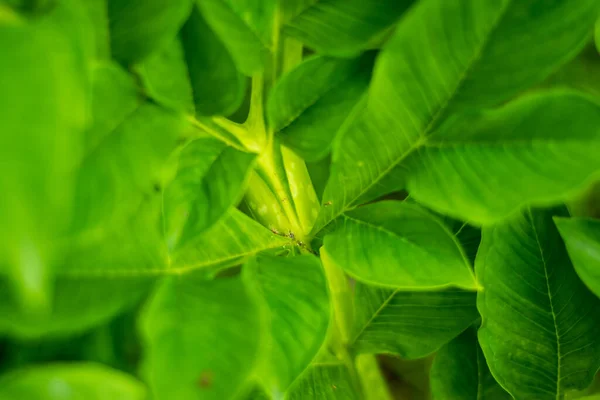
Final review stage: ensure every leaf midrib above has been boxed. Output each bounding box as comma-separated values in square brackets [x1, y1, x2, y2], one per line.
[529, 209, 561, 400]
[313, 0, 513, 235]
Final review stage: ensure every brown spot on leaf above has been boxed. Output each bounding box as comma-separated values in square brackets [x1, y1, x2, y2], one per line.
[197, 371, 213, 389]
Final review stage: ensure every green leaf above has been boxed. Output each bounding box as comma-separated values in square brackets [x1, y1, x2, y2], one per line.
[596, 18, 600, 53]
[197, 0, 275, 75]
[322, 201, 477, 290]
[355, 354, 393, 400]
[477, 207, 600, 399]
[403, 91, 600, 224]
[0, 5, 89, 310]
[135, 38, 195, 113]
[86, 62, 141, 153]
[430, 327, 510, 400]
[0, 363, 146, 400]
[141, 275, 264, 400]
[283, 0, 414, 57]
[314, 0, 600, 233]
[244, 254, 330, 393]
[554, 217, 600, 298]
[286, 362, 360, 400]
[268, 53, 374, 161]
[82, 0, 110, 59]
[350, 282, 478, 358]
[181, 5, 247, 116]
[108, 0, 194, 64]
[162, 137, 256, 250]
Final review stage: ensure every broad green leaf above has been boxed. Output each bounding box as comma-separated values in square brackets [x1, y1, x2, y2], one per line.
[82, 0, 110, 59]
[170, 208, 290, 275]
[197, 0, 275, 75]
[245, 255, 330, 393]
[0, 5, 89, 309]
[283, 0, 414, 57]
[350, 282, 478, 358]
[108, 0, 194, 64]
[73, 103, 194, 233]
[86, 62, 141, 153]
[268, 53, 374, 161]
[162, 137, 256, 250]
[141, 275, 264, 400]
[555, 217, 600, 298]
[181, 5, 247, 116]
[135, 38, 195, 113]
[322, 201, 477, 290]
[430, 328, 510, 400]
[477, 207, 600, 399]
[286, 362, 360, 400]
[314, 0, 600, 234]
[0, 363, 146, 400]
[403, 91, 600, 224]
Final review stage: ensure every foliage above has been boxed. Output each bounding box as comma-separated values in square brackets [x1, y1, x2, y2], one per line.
[1, 0, 600, 399]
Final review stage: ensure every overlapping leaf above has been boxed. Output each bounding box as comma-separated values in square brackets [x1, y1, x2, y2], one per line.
[197, 0, 275, 75]
[350, 283, 478, 358]
[141, 275, 264, 400]
[245, 255, 330, 393]
[0, 2, 90, 310]
[314, 0, 600, 234]
[0, 363, 146, 400]
[181, 5, 246, 116]
[322, 201, 477, 290]
[108, 0, 194, 64]
[283, 0, 414, 56]
[477, 207, 600, 399]
[555, 217, 600, 298]
[430, 328, 510, 400]
[268, 53, 375, 161]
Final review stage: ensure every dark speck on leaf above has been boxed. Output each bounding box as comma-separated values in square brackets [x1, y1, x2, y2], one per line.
[197, 370, 213, 389]
[153, 183, 161, 193]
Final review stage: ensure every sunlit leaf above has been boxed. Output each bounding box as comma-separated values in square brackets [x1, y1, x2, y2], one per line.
[477, 207, 600, 399]
[314, 0, 600, 234]
[245, 254, 330, 393]
[141, 275, 264, 400]
[163, 137, 256, 250]
[0, 363, 146, 400]
[430, 327, 510, 400]
[555, 217, 600, 298]
[322, 201, 477, 290]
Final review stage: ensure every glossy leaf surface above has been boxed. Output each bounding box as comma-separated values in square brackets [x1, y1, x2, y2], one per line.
[322, 201, 477, 290]
[555, 217, 600, 298]
[314, 0, 600, 233]
[477, 207, 600, 399]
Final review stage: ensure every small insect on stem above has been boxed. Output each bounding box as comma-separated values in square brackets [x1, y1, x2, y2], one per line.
[288, 231, 295, 240]
[324, 201, 333, 207]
